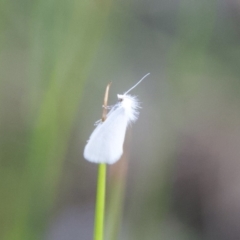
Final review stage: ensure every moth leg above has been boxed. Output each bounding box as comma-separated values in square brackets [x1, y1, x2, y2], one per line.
[102, 105, 112, 110]
[94, 119, 102, 126]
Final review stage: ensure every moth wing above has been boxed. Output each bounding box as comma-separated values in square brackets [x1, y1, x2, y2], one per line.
[84, 107, 128, 164]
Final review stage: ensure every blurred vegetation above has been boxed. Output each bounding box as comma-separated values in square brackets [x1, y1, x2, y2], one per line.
[1, 0, 240, 240]
[0, 0, 112, 239]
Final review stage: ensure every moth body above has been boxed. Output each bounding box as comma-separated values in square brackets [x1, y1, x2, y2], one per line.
[83, 73, 149, 164]
[84, 94, 139, 164]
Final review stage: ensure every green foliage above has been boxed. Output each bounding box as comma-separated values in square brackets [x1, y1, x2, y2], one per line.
[0, 1, 112, 239]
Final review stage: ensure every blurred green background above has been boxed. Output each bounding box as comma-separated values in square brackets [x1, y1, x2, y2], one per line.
[1, 0, 240, 239]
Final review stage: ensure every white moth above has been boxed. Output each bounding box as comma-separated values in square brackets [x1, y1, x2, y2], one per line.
[84, 73, 150, 164]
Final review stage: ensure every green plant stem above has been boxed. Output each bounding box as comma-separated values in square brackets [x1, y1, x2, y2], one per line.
[94, 163, 107, 240]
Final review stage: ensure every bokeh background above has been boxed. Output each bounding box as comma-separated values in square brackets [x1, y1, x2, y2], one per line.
[1, 0, 240, 239]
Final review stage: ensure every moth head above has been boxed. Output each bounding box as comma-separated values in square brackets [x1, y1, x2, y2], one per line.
[117, 94, 139, 122]
[117, 94, 138, 110]
[117, 94, 130, 105]
[117, 94, 124, 102]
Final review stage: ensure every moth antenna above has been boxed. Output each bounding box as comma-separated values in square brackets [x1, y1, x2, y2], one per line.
[124, 73, 150, 95]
